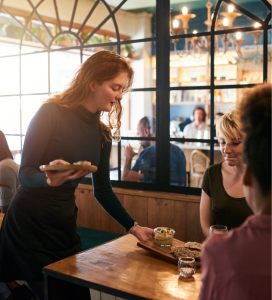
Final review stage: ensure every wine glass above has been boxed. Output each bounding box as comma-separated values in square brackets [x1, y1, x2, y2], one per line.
[209, 225, 228, 236]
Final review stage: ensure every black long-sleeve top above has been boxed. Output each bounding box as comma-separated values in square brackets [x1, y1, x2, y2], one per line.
[19, 102, 134, 231]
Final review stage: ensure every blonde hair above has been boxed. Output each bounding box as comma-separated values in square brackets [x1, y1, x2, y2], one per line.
[216, 110, 245, 143]
[45, 51, 134, 141]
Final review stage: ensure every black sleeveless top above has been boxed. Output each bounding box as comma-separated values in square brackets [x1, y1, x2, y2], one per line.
[202, 162, 253, 230]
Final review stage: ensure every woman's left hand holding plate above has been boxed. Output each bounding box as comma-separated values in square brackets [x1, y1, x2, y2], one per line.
[44, 159, 91, 187]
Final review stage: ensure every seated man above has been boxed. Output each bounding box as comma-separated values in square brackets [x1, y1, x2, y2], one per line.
[183, 107, 209, 139]
[122, 117, 186, 186]
[199, 84, 271, 300]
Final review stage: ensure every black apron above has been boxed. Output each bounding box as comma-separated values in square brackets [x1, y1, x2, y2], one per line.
[0, 186, 82, 281]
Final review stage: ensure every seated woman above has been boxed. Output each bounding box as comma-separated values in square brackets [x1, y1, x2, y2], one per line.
[0, 131, 19, 214]
[200, 110, 253, 236]
[199, 83, 271, 300]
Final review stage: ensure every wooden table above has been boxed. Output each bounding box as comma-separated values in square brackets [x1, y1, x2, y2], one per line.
[43, 234, 202, 300]
[0, 213, 4, 228]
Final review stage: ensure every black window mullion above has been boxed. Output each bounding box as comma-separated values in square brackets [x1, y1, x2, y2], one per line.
[156, 0, 170, 191]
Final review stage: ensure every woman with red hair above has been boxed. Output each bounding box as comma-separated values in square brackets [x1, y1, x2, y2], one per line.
[0, 51, 154, 300]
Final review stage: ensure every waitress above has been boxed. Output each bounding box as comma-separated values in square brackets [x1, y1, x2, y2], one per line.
[0, 51, 154, 300]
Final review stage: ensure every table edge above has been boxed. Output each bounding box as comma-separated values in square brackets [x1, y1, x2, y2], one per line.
[43, 269, 150, 300]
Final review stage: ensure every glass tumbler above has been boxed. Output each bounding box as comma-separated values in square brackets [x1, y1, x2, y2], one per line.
[209, 225, 228, 236]
[178, 257, 196, 278]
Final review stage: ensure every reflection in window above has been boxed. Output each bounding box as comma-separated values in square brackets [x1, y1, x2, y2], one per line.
[121, 140, 156, 184]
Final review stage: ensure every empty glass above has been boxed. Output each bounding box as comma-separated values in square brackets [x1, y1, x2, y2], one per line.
[178, 257, 196, 278]
[209, 225, 228, 236]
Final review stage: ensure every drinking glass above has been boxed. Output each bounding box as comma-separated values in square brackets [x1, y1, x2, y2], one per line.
[178, 257, 196, 278]
[209, 225, 228, 236]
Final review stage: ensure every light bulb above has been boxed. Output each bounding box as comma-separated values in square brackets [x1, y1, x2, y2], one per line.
[193, 30, 198, 34]
[182, 6, 188, 15]
[223, 18, 229, 27]
[228, 5, 234, 13]
[236, 32, 242, 40]
[254, 22, 261, 28]
[173, 19, 179, 28]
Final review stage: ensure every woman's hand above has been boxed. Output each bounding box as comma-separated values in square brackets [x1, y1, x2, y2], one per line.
[130, 225, 155, 241]
[45, 159, 90, 187]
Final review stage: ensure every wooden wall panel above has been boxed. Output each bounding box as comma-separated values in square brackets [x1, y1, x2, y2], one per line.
[76, 190, 101, 230]
[75, 185, 204, 243]
[122, 195, 148, 228]
[147, 198, 175, 230]
[186, 202, 205, 243]
[174, 201, 188, 241]
[100, 194, 125, 234]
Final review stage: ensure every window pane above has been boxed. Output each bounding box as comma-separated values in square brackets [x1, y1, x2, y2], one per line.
[21, 53, 48, 94]
[214, 88, 243, 138]
[169, 142, 187, 187]
[6, 135, 21, 165]
[170, 37, 210, 86]
[121, 140, 156, 184]
[268, 29, 272, 84]
[0, 56, 19, 95]
[120, 91, 156, 137]
[50, 50, 81, 93]
[0, 96, 20, 134]
[214, 31, 263, 85]
[215, 2, 263, 30]
[114, 0, 156, 40]
[74, 0, 117, 44]
[0, 14, 19, 56]
[21, 94, 48, 135]
[127, 41, 156, 89]
[170, 0, 216, 34]
[82, 45, 117, 62]
[170, 90, 210, 139]
[226, 0, 270, 22]
[171, 142, 213, 188]
[110, 141, 118, 181]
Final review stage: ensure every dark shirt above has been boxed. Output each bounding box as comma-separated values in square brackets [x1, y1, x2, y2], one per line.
[202, 162, 253, 230]
[132, 144, 186, 186]
[19, 102, 134, 231]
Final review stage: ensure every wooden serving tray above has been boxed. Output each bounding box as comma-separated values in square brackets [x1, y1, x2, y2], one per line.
[137, 238, 201, 268]
[39, 164, 98, 173]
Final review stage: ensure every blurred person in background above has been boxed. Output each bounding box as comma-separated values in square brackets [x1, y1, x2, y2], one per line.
[0, 131, 19, 214]
[183, 107, 209, 139]
[122, 117, 187, 186]
[200, 110, 252, 237]
[0, 132, 32, 300]
[199, 83, 271, 300]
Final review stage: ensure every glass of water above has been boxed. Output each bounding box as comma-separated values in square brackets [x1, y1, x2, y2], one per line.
[209, 225, 228, 236]
[178, 257, 196, 278]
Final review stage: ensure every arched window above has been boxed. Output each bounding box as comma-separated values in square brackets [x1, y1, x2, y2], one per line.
[0, 0, 270, 195]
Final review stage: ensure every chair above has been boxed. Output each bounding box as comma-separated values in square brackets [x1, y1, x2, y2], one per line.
[189, 150, 210, 187]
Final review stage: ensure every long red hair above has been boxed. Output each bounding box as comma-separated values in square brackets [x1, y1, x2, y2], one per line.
[45, 51, 134, 141]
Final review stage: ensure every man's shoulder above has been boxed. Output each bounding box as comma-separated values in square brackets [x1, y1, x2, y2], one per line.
[139, 144, 156, 156]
